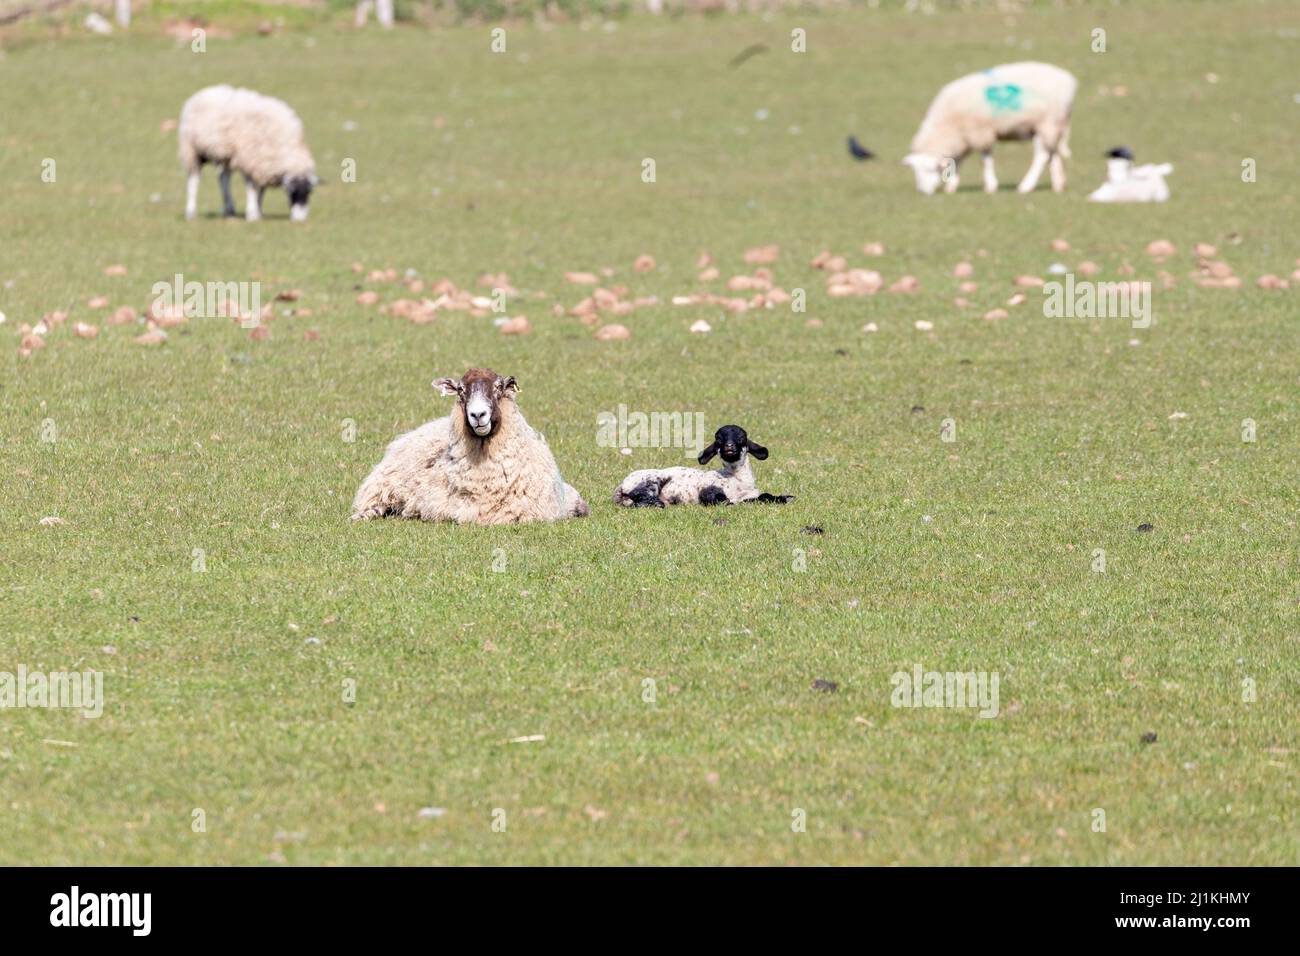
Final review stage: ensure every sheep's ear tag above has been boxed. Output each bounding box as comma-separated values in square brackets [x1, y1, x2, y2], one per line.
[501, 376, 519, 394]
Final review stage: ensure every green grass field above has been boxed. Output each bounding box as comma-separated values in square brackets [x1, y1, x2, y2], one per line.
[1, 1, 1297, 865]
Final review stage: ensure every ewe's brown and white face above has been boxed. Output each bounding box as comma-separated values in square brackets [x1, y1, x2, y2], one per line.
[434, 368, 519, 438]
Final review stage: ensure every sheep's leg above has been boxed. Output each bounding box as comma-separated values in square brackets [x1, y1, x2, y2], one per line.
[245, 177, 262, 221]
[1017, 136, 1051, 194]
[1050, 123, 1071, 192]
[621, 478, 666, 507]
[1049, 152, 1067, 192]
[982, 151, 998, 193]
[185, 169, 200, 220]
[218, 167, 236, 217]
[563, 484, 589, 518]
[258, 185, 267, 214]
[943, 158, 960, 194]
[351, 475, 396, 521]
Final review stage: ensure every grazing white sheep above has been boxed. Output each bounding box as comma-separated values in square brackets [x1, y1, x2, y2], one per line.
[903, 62, 1078, 195]
[179, 85, 318, 223]
[1089, 148, 1173, 203]
[351, 368, 589, 525]
[613, 425, 794, 508]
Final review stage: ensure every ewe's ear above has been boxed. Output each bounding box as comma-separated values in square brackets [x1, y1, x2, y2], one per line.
[746, 441, 769, 460]
[698, 443, 718, 465]
[433, 377, 461, 397]
[498, 375, 519, 394]
[902, 154, 920, 168]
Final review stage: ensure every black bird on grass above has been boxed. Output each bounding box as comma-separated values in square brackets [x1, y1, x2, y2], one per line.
[847, 135, 875, 161]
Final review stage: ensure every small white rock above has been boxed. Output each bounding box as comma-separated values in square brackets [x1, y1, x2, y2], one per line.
[914, 320, 934, 331]
[689, 319, 712, 334]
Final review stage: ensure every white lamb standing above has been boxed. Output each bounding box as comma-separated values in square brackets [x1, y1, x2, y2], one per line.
[351, 368, 589, 525]
[903, 62, 1078, 195]
[1088, 148, 1173, 203]
[178, 85, 318, 222]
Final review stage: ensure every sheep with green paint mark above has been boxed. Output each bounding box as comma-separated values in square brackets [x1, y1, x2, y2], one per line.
[903, 62, 1078, 195]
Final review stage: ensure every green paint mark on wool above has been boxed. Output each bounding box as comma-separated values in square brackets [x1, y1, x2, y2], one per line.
[984, 83, 1023, 114]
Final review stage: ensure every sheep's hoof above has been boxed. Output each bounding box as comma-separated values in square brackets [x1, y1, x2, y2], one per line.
[698, 486, 731, 506]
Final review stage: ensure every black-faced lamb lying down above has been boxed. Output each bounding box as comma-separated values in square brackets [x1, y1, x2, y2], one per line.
[351, 368, 589, 525]
[613, 425, 794, 508]
[179, 84, 319, 222]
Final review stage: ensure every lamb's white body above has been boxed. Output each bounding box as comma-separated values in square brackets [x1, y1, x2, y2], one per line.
[614, 458, 758, 507]
[1089, 162, 1173, 203]
[178, 85, 316, 221]
[351, 401, 588, 525]
[906, 62, 1078, 194]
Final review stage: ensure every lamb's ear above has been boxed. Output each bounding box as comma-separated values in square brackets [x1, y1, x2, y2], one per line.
[433, 377, 461, 397]
[746, 441, 769, 460]
[499, 375, 519, 394]
[698, 443, 718, 465]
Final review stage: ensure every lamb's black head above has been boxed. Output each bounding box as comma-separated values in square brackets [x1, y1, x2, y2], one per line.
[698, 425, 768, 465]
[433, 367, 519, 439]
[286, 174, 317, 222]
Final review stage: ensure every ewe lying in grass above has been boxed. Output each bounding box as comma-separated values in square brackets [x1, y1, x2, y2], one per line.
[352, 368, 589, 525]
